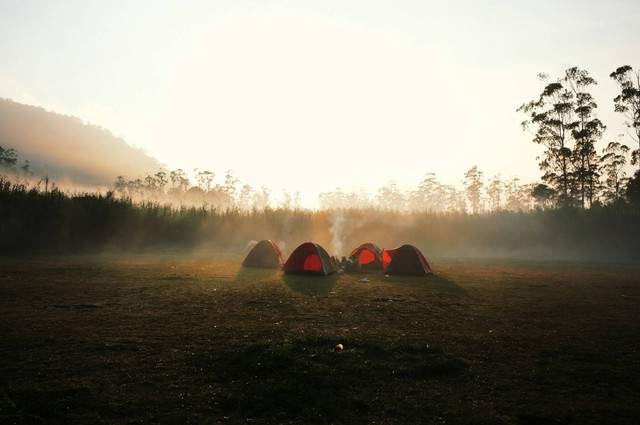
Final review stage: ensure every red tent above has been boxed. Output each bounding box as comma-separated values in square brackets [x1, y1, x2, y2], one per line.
[382, 244, 432, 276]
[283, 242, 338, 275]
[348, 242, 383, 270]
[242, 240, 284, 269]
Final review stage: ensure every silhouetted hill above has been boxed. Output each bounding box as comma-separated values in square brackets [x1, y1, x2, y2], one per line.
[0, 97, 162, 186]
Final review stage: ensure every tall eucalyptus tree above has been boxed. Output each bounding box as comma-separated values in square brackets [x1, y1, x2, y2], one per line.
[610, 65, 640, 166]
[564, 67, 604, 208]
[518, 72, 575, 205]
[518, 67, 604, 207]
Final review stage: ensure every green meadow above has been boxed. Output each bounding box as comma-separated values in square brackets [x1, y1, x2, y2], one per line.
[1, 255, 639, 424]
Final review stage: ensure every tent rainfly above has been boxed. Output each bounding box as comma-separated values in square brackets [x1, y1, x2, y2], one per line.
[283, 242, 338, 275]
[382, 244, 432, 276]
[242, 240, 284, 269]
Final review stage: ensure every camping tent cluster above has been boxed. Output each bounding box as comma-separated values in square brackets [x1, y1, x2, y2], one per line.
[243, 240, 432, 276]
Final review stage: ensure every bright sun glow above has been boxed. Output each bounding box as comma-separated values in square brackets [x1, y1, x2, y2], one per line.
[152, 15, 463, 196]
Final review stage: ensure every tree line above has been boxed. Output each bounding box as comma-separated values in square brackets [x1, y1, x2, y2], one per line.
[0, 149, 549, 213]
[318, 169, 539, 213]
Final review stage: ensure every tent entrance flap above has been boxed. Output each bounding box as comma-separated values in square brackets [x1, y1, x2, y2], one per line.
[303, 254, 322, 271]
[358, 250, 376, 265]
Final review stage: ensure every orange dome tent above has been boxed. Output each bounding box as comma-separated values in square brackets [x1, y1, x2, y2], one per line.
[382, 244, 432, 276]
[348, 242, 383, 271]
[283, 242, 338, 275]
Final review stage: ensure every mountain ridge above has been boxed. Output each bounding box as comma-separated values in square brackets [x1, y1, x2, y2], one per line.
[0, 97, 162, 186]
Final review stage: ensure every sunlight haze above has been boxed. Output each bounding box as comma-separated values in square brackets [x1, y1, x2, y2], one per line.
[1, 0, 638, 208]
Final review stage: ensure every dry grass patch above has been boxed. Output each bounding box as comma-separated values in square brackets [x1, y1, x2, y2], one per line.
[1, 255, 639, 424]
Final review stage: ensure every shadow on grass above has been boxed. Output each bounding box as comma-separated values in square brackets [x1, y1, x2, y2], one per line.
[196, 336, 469, 423]
[385, 273, 467, 294]
[235, 265, 282, 284]
[281, 273, 338, 295]
[1, 387, 103, 424]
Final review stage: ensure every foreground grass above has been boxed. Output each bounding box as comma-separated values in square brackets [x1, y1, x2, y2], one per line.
[0, 254, 639, 424]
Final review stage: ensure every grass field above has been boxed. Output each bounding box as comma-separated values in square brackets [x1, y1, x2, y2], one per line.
[1, 254, 639, 424]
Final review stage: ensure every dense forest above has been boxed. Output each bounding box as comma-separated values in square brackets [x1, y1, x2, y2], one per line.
[1, 64, 640, 260]
[1, 173, 639, 261]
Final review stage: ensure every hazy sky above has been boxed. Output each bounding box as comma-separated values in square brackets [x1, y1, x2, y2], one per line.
[1, 0, 638, 207]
